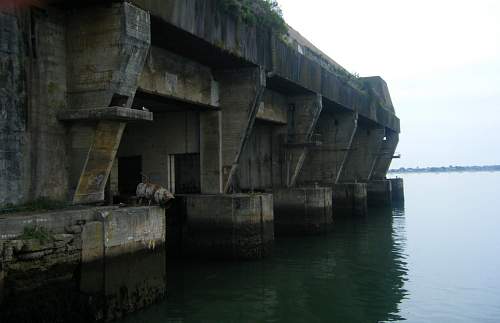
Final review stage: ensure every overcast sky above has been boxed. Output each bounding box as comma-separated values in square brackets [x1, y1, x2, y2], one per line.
[279, 0, 500, 168]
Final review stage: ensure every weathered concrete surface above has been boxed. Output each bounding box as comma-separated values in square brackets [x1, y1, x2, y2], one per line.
[216, 67, 266, 193]
[67, 2, 151, 110]
[274, 187, 333, 235]
[367, 180, 392, 207]
[180, 194, 274, 259]
[130, 0, 400, 131]
[371, 130, 399, 181]
[73, 121, 126, 204]
[390, 178, 405, 202]
[339, 124, 385, 183]
[200, 111, 222, 194]
[256, 90, 288, 124]
[237, 121, 274, 191]
[0, 11, 27, 206]
[285, 94, 323, 187]
[333, 183, 368, 217]
[139, 46, 219, 107]
[58, 107, 153, 122]
[0, 206, 166, 322]
[297, 108, 358, 186]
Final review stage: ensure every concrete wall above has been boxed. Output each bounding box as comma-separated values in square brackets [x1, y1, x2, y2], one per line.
[238, 121, 274, 191]
[297, 108, 357, 186]
[0, 8, 69, 206]
[0, 206, 165, 321]
[339, 123, 385, 183]
[139, 46, 219, 107]
[117, 110, 200, 191]
[0, 10, 28, 205]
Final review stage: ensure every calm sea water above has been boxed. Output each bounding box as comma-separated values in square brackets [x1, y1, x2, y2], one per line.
[122, 172, 500, 323]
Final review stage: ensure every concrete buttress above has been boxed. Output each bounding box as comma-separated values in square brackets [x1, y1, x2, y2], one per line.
[211, 67, 266, 193]
[338, 123, 385, 183]
[284, 93, 323, 187]
[65, 2, 151, 203]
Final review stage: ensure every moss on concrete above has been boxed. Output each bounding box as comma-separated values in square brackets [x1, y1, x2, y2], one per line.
[217, 0, 287, 36]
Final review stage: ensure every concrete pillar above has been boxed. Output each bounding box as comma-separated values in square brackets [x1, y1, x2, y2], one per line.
[212, 67, 266, 193]
[333, 183, 367, 216]
[367, 180, 392, 207]
[284, 94, 323, 187]
[66, 2, 151, 203]
[181, 194, 274, 259]
[390, 178, 405, 202]
[200, 111, 222, 194]
[274, 187, 333, 235]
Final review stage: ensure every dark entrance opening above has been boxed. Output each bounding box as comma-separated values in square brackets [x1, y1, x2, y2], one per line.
[118, 156, 142, 196]
[170, 153, 200, 194]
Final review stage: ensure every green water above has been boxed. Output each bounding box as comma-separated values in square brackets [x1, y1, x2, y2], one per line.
[123, 172, 500, 323]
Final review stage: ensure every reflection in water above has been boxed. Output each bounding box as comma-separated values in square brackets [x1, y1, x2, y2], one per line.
[123, 207, 409, 323]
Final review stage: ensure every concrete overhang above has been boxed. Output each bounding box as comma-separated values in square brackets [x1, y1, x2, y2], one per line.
[58, 107, 153, 122]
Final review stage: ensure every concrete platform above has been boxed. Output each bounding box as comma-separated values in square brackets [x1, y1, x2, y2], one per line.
[58, 106, 153, 122]
[390, 178, 405, 202]
[0, 206, 166, 322]
[179, 194, 274, 259]
[367, 180, 393, 207]
[333, 183, 368, 216]
[273, 187, 333, 235]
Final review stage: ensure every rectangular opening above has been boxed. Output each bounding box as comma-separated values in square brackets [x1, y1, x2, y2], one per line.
[170, 153, 200, 194]
[118, 156, 142, 196]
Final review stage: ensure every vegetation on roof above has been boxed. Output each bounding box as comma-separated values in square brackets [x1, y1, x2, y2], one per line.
[217, 0, 287, 36]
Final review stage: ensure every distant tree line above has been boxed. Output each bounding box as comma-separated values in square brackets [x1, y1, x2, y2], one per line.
[389, 165, 500, 174]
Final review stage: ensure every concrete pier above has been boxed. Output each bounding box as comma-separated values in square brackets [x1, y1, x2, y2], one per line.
[0, 207, 166, 322]
[367, 180, 393, 207]
[274, 188, 333, 235]
[390, 178, 405, 203]
[333, 183, 368, 216]
[180, 194, 274, 259]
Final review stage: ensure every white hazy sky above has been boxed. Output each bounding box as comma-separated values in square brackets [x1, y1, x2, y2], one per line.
[278, 0, 500, 168]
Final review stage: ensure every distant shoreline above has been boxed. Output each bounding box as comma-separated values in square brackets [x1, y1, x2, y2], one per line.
[389, 165, 500, 174]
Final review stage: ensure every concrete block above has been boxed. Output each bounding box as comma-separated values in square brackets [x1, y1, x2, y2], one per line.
[367, 180, 392, 207]
[333, 183, 367, 216]
[274, 187, 333, 235]
[182, 194, 274, 259]
[81, 221, 104, 295]
[390, 178, 405, 202]
[100, 206, 166, 258]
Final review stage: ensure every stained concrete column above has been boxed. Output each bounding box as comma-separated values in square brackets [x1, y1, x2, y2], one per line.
[284, 93, 323, 187]
[212, 67, 266, 193]
[65, 2, 151, 203]
[200, 111, 222, 194]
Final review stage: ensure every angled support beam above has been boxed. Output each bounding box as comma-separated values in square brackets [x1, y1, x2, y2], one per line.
[296, 109, 358, 186]
[285, 93, 323, 187]
[73, 121, 125, 203]
[67, 2, 151, 203]
[370, 129, 399, 180]
[201, 67, 266, 194]
[338, 122, 385, 183]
